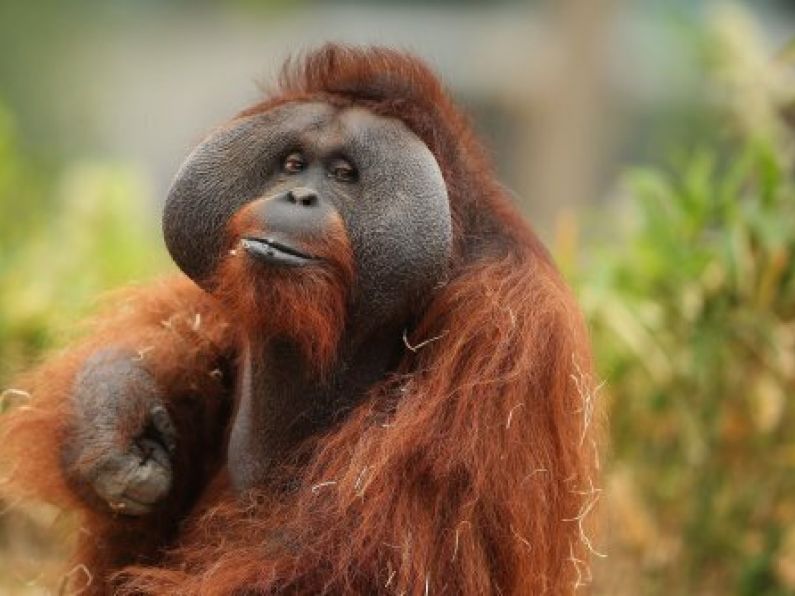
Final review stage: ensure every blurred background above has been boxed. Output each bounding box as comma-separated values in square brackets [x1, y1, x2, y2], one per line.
[0, 0, 794, 593]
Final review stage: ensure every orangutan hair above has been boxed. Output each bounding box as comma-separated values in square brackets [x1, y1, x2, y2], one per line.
[1, 45, 601, 595]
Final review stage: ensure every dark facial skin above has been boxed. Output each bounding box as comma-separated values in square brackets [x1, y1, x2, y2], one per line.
[163, 103, 452, 492]
[164, 103, 451, 321]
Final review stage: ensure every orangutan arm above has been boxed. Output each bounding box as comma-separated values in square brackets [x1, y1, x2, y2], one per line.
[0, 275, 237, 573]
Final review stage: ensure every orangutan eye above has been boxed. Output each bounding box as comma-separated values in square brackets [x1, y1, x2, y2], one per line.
[282, 152, 306, 174]
[330, 159, 357, 183]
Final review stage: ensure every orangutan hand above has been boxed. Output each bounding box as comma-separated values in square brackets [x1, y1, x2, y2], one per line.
[62, 348, 177, 516]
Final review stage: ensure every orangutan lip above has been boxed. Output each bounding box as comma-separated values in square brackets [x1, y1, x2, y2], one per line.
[240, 237, 317, 267]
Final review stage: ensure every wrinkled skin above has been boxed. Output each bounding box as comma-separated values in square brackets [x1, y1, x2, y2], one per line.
[63, 349, 177, 515]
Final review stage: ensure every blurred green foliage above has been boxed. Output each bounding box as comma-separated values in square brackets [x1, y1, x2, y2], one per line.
[0, 105, 168, 393]
[580, 7, 795, 594]
[585, 138, 795, 595]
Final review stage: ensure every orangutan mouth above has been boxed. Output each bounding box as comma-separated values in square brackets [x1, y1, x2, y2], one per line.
[240, 237, 318, 267]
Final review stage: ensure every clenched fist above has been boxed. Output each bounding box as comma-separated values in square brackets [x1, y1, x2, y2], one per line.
[62, 349, 177, 515]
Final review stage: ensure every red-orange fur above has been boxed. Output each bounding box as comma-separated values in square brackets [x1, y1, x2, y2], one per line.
[1, 45, 600, 595]
[0, 278, 236, 579]
[216, 200, 355, 374]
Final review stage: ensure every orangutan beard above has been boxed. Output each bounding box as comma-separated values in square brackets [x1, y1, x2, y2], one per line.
[211, 231, 355, 376]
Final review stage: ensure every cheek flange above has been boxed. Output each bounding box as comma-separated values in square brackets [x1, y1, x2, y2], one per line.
[163, 177, 254, 286]
[162, 104, 336, 286]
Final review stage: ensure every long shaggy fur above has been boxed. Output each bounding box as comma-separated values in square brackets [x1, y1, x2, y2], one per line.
[0, 277, 236, 579]
[1, 45, 600, 595]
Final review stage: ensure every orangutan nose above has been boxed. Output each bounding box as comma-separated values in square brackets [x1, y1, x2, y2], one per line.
[286, 187, 318, 207]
